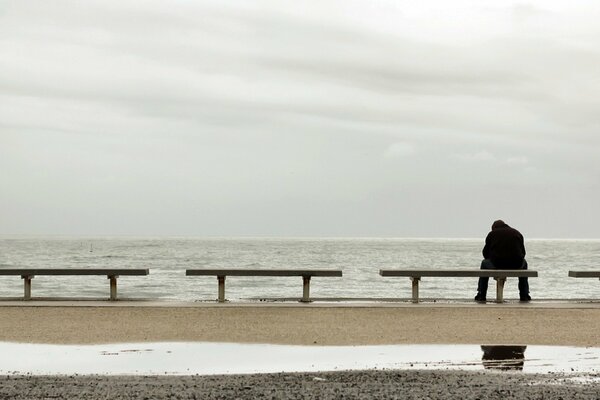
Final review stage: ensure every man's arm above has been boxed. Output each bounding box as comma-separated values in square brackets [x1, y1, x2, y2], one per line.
[482, 234, 491, 258]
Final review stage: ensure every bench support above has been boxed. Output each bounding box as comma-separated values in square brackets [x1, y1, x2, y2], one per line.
[108, 276, 118, 301]
[21, 275, 33, 300]
[410, 277, 420, 303]
[217, 276, 226, 302]
[302, 276, 311, 302]
[494, 277, 506, 303]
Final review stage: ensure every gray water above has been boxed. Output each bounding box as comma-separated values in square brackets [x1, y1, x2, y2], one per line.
[0, 237, 599, 301]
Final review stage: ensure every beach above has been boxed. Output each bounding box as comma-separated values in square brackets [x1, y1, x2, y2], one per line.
[1, 302, 599, 346]
[1, 369, 599, 399]
[2, 302, 600, 399]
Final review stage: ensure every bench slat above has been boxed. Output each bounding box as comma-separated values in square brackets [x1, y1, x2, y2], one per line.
[569, 271, 600, 278]
[186, 269, 342, 277]
[0, 269, 149, 276]
[379, 269, 537, 278]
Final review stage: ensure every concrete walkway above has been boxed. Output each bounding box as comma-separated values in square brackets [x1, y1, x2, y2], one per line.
[1, 298, 600, 308]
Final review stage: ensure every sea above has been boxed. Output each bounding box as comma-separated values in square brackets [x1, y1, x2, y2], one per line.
[0, 237, 599, 301]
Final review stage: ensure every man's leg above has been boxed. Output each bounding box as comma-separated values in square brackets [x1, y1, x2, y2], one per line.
[476, 259, 494, 301]
[518, 259, 531, 301]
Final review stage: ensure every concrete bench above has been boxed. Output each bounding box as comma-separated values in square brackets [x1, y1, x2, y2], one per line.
[0, 268, 150, 300]
[568, 271, 600, 280]
[379, 269, 538, 303]
[186, 269, 343, 302]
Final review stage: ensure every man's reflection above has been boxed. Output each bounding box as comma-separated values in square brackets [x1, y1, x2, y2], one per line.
[480, 345, 527, 370]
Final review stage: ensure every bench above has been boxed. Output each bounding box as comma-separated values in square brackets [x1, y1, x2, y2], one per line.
[185, 269, 343, 302]
[568, 271, 600, 280]
[379, 269, 538, 303]
[0, 268, 150, 300]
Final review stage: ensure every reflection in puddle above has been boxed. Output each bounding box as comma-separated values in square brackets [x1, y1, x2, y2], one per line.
[0, 342, 598, 376]
[481, 345, 527, 371]
[100, 348, 154, 356]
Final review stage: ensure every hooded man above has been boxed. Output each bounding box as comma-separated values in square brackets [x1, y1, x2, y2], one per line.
[474, 220, 531, 302]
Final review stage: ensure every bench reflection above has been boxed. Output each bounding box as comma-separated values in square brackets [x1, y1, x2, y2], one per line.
[481, 345, 527, 370]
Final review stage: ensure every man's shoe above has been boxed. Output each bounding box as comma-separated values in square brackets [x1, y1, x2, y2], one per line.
[474, 294, 487, 303]
[520, 294, 531, 302]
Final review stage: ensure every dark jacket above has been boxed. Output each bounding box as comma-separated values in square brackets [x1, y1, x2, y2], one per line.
[482, 222, 526, 268]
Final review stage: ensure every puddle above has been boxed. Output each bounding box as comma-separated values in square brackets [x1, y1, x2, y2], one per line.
[0, 343, 599, 376]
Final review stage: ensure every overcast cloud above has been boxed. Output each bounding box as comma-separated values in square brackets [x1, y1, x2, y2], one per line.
[1, 0, 599, 238]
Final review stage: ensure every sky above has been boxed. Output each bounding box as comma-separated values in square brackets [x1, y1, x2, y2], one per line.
[1, 0, 599, 238]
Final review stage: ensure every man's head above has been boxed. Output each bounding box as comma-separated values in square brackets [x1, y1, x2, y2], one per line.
[491, 220, 508, 230]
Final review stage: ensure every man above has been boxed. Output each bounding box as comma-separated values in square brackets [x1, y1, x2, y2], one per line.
[474, 220, 531, 302]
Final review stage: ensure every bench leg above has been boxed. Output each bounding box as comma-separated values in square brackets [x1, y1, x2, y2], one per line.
[495, 277, 506, 303]
[109, 276, 118, 300]
[410, 277, 420, 303]
[301, 276, 311, 303]
[21, 275, 33, 300]
[217, 276, 226, 303]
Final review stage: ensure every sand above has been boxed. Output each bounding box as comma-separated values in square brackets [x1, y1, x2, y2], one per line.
[0, 302, 599, 346]
[3, 302, 600, 398]
[1, 370, 599, 399]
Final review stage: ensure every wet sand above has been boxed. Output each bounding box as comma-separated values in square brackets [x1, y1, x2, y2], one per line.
[0, 303, 599, 346]
[1, 370, 599, 399]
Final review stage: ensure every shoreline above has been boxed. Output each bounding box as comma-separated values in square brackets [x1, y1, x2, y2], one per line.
[1, 302, 599, 346]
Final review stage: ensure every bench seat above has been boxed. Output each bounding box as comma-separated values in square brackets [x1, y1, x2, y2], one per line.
[568, 271, 600, 278]
[186, 269, 342, 302]
[0, 268, 149, 300]
[379, 269, 538, 303]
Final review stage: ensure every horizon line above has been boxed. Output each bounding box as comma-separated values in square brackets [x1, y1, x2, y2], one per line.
[0, 234, 599, 241]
